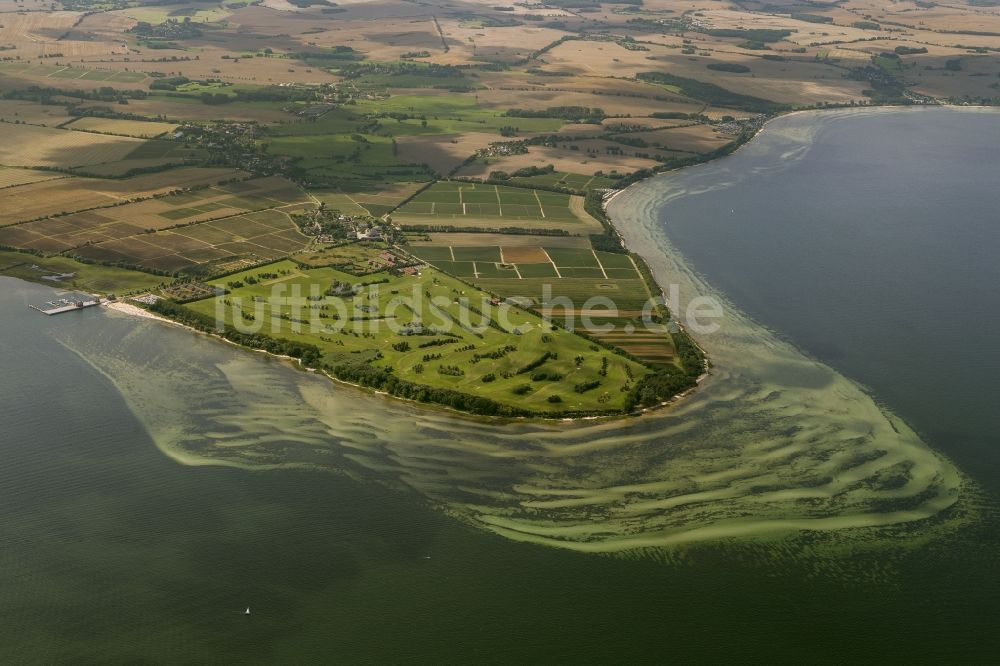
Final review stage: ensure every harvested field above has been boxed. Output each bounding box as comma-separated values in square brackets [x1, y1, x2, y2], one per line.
[310, 182, 425, 217]
[74, 208, 310, 273]
[0, 176, 307, 261]
[0, 123, 145, 168]
[648, 52, 868, 106]
[0, 100, 77, 127]
[65, 118, 179, 138]
[611, 125, 734, 154]
[95, 98, 298, 124]
[395, 132, 505, 174]
[435, 20, 569, 65]
[592, 328, 676, 366]
[499, 246, 550, 264]
[0, 167, 243, 227]
[0, 167, 65, 189]
[456, 144, 662, 180]
[18, 175, 307, 243]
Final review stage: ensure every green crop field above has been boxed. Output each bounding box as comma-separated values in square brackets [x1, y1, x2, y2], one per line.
[559, 267, 606, 278]
[349, 95, 564, 135]
[472, 277, 653, 310]
[451, 246, 502, 262]
[410, 245, 642, 283]
[184, 255, 648, 413]
[596, 252, 636, 269]
[409, 245, 454, 262]
[259, 131, 434, 188]
[511, 171, 617, 190]
[514, 263, 558, 278]
[429, 260, 477, 277]
[396, 182, 582, 227]
[0, 250, 168, 294]
[545, 247, 600, 268]
[473, 262, 518, 278]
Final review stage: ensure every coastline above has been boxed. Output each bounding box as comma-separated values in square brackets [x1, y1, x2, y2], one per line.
[76, 107, 890, 421]
[48, 107, 980, 550]
[106, 294, 641, 423]
[33, 104, 992, 425]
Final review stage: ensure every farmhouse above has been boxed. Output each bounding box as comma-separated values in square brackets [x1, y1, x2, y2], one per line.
[356, 227, 382, 240]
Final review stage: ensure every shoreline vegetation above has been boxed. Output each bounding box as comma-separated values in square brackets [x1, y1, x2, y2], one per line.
[12, 105, 950, 420]
[99, 107, 767, 419]
[138, 264, 708, 420]
[4, 0, 994, 419]
[131, 156, 721, 420]
[17, 104, 989, 419]
[73, 107, 974, 552]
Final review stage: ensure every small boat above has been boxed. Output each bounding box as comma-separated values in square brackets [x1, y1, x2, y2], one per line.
[244, 607, 251, 615]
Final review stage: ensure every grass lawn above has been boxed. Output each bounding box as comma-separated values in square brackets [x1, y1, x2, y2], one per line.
[0, 250, 168, 294]
[187, 255, 647, 413]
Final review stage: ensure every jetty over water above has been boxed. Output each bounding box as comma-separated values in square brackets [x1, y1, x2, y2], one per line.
[30, 294, 101, 316]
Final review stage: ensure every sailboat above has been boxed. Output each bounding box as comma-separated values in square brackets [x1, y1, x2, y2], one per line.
[244, 607, 251, 615]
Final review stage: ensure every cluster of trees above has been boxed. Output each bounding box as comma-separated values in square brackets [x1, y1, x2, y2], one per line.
[235, 86, 321, 103]
[584, 190, 627, 254]
[698, 28, 792, 43]
[790, 13, 833, 24]
[624, 366, 693, 410]
[707, 63, 751, 74]
[613, 135, 651, 148]
[623, 323, 706, 411]
[3, 85, 147, 105]
[290, 46, 359, 64]
[512, 164, 556, 177]
[328, 361, 532, 417]
[149, 76, 192, 91]
[288, 0, 333, 8]
[489, 164, 557, 181]
[66, 104, 159, 123]
[149, 300, 324, 366]
[339, 62, 466, 80]
[165, 83, 321, 106]
[129, 18, 203, 41]
[515, 352, 553, 375]
[147, 297, 712, 417]
[849, 63, 907, 103]
[650, 111, 709, 121]
[505, 106, 606, 123]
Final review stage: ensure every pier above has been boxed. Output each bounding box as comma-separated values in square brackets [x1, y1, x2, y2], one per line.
[29, 294, 101, 316]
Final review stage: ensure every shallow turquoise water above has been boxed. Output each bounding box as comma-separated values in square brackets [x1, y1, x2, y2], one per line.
[647, 107, 1000, 490]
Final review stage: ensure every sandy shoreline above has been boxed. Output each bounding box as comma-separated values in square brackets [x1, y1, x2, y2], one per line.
[69, 107, 974, 548]
[92, 107, 972, 421]
[104, 300, 179, 325]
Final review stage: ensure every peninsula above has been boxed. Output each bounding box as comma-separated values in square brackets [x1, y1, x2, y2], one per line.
[1, 0, 996, 416]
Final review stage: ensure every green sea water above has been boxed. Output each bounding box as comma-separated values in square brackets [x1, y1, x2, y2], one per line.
[2, 107, 998, 663]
